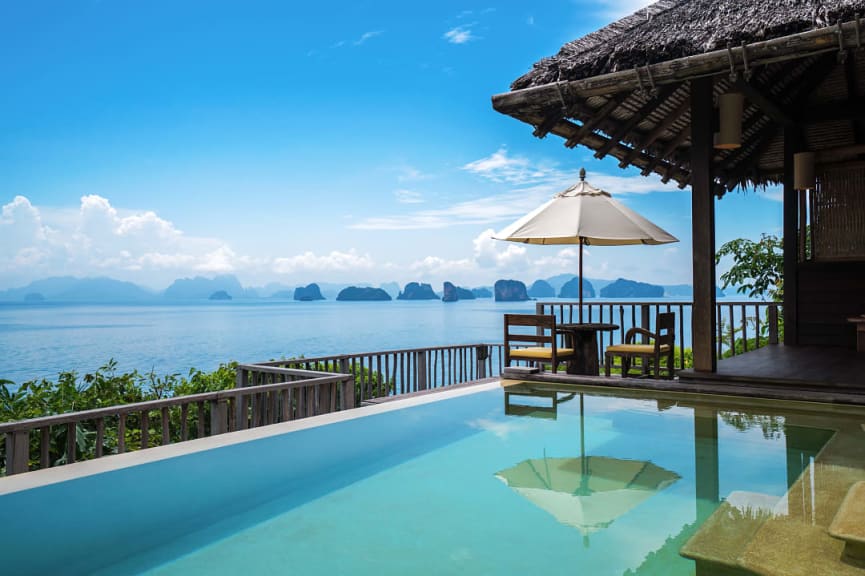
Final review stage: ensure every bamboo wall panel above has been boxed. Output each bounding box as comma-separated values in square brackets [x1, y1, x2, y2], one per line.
[812, 166, 865, 261]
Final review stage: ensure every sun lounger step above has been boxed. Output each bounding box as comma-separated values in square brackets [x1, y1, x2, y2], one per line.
[829, 481, 865, 567]
[502, 366, 540, 377]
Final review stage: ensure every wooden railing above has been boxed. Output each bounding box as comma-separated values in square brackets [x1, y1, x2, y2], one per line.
[250, 343, 504, 405]
[536, 301, 782, 371]
[1, 368, 354, 476]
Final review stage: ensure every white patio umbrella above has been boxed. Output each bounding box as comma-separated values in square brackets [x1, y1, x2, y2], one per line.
[494, 168, 678, 321]
[495, 454, 680, 536]
[495, 395, 680, 540]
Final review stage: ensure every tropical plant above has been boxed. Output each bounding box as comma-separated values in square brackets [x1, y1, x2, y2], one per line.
[715, 233, 784, 302]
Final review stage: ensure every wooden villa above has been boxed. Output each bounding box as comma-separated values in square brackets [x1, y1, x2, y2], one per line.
[492, 0, 865, 390]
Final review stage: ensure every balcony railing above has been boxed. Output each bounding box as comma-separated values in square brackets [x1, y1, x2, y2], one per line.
[248, 343, 504, 405]
[536, 300, 781, 371]
[1, 368, 354, 476]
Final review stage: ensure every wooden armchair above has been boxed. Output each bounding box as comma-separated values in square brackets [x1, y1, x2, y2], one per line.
[504, 314, 576, 373]
[604, 312, 675, 379]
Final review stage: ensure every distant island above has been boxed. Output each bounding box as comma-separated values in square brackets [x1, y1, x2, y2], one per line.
[528, 280, 555, 298]
[208, 290, 232, 300]
[336, 286, 392, 301]
[293, 283, 325, 301]
[397, 282, 439, 300]
[0, 274, 741, 304]
[494, 279, 529, 302]
[471, 287, 493, 299]
[559, 277, 596, 299]
[601, 278, 664, 298]
[442, 281, 476, 303]
[166, 275, 247, 299]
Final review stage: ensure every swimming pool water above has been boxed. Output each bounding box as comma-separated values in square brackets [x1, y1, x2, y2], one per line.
[0, 383, 853, 575]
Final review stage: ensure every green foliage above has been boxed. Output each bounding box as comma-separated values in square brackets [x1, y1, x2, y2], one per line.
[715, 234, 784, 301]
[0, 360, 240, 473]
[719, 412, 784, 440]
[310, 362, 394, 400]
[0, 358, 392, 473]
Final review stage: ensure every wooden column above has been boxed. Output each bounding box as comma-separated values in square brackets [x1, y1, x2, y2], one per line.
[694, 407, 720, 524]
[690, 77, 717, 372]
[783, 128, 801, 346]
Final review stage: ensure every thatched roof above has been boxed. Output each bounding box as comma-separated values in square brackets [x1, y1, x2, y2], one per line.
[514, 0, 865, 90]
[492, 0, 865, 194]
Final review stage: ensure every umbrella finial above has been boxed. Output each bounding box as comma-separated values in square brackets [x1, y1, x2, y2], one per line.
[579, 167, 586, 181]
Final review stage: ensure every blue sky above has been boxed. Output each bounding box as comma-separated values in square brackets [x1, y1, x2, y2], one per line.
[0, 0, 783, 290]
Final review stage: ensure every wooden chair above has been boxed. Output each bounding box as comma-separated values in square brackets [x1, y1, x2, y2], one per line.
[604, 312, 675, 379]
[504, 314, 576, 373]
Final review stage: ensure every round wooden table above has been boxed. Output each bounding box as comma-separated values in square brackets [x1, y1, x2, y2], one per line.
[558, 323, 619, 375]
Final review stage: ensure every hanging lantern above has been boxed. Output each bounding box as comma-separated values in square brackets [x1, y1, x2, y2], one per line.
[794, 152, 816, 191]
[715, 93, 743, 149]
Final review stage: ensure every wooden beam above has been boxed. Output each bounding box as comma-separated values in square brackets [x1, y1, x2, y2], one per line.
[718, 121, 780, 189]
[641, 127, 689, 176]
[690, 77, 717, 373]
[845, 53, 865, 144]
[564, 94, 628, 148]
[532, 110, 566, 139]
[594, 84, 679, 159]
[492, 20, 863, 109]
[720, 55, 837, 188]
[512, 111, 691, 185]
[783, 128, 802, 346]
[798, 98, 865, 123]
[620, 97, 690, 168]
[734, 78, 793, 125]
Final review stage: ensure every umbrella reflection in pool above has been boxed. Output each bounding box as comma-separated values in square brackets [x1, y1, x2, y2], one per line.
[496, 393, 680, 539]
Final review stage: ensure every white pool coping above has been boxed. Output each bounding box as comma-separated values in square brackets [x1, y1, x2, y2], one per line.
[0, 381, 501, 496]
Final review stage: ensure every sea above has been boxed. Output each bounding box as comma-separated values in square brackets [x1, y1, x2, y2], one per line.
[0, 297, 755, 385]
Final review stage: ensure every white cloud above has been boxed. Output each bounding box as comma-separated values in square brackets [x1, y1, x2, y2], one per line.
[756, 185, 783, 203]
[0, 194, 245, 286]
[472, 229, 529, 269]
[464, 148, 680, 196]
[354, 30, 383, 46]
[272, 249, 375, 274]
[409, 255, 474, 276]
[443, 26, 475, 44]
[394, 189, 424, 204]
[396, 165, 430, 182]
[350, 191, 544, 231]
[462, 148, 560, 185]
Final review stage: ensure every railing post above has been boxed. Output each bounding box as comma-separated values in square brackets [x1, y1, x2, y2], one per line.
[210, 400, 228, 435]
[341, 375, 356, 410]
[337, 358, 354, 409]
[235, 367, 249, 431]
[5, 431, 29, 475]
[768, 305, 779, 345]
[415, 351, 428, 390]
[640, 305, 651, 343]
[475, 345, 489, 380]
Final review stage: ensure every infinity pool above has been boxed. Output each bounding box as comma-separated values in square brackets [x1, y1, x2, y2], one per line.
[1, 382, 863, 575]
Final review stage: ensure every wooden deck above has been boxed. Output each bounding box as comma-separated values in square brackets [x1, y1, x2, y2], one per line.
[504, 344, 865, 405]
[677, 345, 865, 393]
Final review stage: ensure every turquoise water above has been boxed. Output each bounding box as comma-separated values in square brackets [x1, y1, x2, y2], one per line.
[0, 298, 759, 384]
[0, 385, 834, 575]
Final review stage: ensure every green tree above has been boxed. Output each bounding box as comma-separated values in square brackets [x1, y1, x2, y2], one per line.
[715, 234, 784, 301]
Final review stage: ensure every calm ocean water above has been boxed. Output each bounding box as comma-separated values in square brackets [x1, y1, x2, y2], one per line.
[0, 297, 755, 384]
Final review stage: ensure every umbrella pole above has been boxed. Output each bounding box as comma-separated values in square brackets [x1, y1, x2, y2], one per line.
[579, 238, 584, 323]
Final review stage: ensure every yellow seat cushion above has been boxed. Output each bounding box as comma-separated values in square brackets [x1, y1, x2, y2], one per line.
[606, 344, 672, 354]
[509, 347, 575, 359]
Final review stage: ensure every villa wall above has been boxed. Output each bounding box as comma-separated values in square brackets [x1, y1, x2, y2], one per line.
[797, 260, 865, 348]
